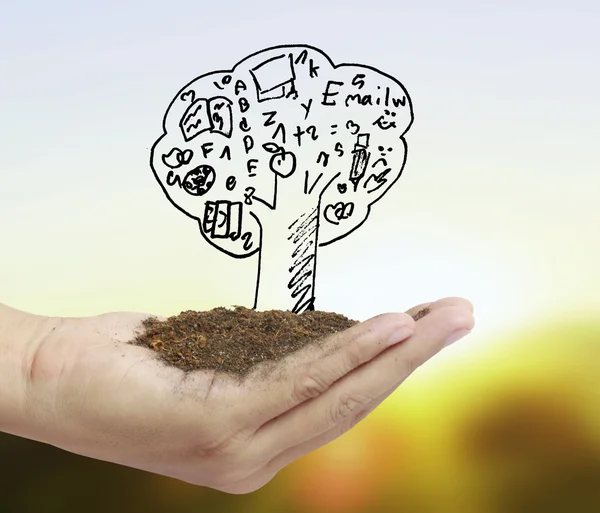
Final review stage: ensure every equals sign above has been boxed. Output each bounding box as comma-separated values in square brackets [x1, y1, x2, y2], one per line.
[330, 124, 338, 135]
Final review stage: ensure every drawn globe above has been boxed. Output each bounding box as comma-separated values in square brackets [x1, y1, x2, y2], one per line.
[182, 165, 216, 196]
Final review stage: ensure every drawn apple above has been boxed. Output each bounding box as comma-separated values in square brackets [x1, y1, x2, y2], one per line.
[262, 142, 297, 178]
[270, 150, 297, 178]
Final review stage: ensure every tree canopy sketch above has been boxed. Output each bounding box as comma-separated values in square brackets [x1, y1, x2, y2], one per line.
[150, 44, 414, 313]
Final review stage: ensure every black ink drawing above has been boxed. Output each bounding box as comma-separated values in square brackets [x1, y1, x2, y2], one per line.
[150, 44, 414, 313]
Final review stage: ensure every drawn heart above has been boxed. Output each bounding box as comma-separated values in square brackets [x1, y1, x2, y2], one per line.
[180, 90, 195, 103]
[337, 183, 347, 194]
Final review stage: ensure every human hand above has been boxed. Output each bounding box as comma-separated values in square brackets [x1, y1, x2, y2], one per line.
[10, 297, 473, 494]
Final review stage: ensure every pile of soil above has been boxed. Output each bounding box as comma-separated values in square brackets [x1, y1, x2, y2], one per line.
[131, 305, 430, 377]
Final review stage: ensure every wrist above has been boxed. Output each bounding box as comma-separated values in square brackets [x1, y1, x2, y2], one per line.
[0, 303, 57, 439]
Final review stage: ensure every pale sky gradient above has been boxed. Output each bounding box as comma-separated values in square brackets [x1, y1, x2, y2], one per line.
[1, 1, 598, 348]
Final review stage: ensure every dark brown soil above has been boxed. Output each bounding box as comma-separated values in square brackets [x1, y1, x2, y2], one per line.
[131, 305, 431, 377]
[413, 306, 431, 321]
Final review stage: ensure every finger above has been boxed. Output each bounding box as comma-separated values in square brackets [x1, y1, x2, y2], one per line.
[263, 298, 472, 472]
[232, 298, 472, 428]
[263, 383, 395, 475]
[405, 302, 432, 319]
[249, 305, 473, 457]
[237, 311, 416, 427]
[261, 300, 472, 473]
[406, 297, 473, 320]
[229, 381, 395, 494]
[432, 297, 474, 313]
[265, 297, 480, 468]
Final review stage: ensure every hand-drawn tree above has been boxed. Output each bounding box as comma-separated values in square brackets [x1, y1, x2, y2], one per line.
[150, 45, 413, 313]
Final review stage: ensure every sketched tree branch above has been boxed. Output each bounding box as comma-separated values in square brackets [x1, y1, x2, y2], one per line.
[150, 45, 414, 313]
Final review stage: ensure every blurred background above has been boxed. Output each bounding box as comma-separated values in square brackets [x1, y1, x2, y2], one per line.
[1, 1, 598, 512]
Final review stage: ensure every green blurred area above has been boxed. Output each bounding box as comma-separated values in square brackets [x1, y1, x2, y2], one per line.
[1, 319, 599, 513]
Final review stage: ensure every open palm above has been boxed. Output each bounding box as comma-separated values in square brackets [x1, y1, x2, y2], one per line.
[22, 298, 473, 494]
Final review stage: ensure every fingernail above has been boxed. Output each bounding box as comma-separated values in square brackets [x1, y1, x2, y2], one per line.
[444, 329, 471, 347]
[387, 326, 415, 347]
